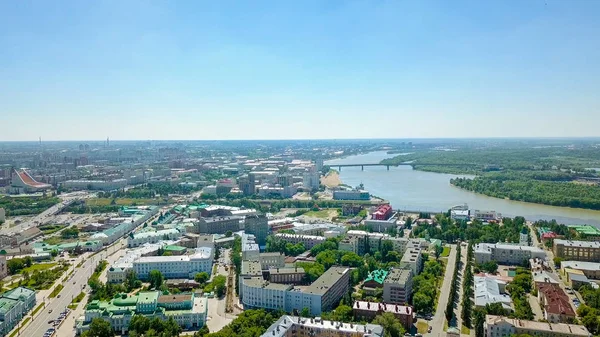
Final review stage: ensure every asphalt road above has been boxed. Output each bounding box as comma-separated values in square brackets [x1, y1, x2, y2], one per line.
[429, 244, 457, 337]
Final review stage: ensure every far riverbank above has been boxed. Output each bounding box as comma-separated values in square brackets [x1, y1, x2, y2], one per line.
[320, 170, 342, 188]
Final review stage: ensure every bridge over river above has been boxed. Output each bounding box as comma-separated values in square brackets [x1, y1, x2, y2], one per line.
[333, 162, 477, 171]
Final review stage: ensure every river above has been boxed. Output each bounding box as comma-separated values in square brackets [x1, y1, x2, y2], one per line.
[326, 151, 600, 226]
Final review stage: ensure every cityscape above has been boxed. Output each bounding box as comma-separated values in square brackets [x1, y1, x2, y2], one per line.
[2, 1, 600, 337]
[0, 139, 599, 337]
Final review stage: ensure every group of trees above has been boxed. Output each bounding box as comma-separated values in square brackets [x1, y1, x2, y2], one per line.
[0, 195, 60, 216]
[505, 268, 534, 320]
[203, 275, 227, 297]
[576, 285, 600, 334]
[20, 263, 69, 289]
[265, 235, 306, 257]
[461, 243, 474, 328]
[445, 245, 461, 323]
[61, 226, 80, 239]
[476, 261, 498, 274]
[451, 174, 600, 210]
[7, 256, 33, 274]
[96, 181, 203, 199]
[411, 215, 527, 245]
[412, 257, 444, 314]
[194, 309, 279, 337]
[128, 315, 182, 337]
[125, 270, 143, 292]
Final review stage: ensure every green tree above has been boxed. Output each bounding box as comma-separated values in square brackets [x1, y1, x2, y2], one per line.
[148, 270, 164, 289]
[195, 272, 210, 284]
[434, 245, 444, 260]
[373, 312, 406, 337]
[125, 270, 141, 291]
[82, 318, 114, 337]
[300, 307, 310, 317]
[480, 261, 498, 274]
[340, 252, 363, 267]
[413, 292, 433, 314]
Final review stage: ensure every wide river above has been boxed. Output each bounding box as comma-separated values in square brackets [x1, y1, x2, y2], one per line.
[326, 151, 600, 226]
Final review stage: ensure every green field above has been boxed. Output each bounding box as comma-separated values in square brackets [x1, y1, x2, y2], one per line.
[21, 263, 56, 274]
[417, 321, 429, 334]
[440, 247, 451, 257]
[49, 284, 63, 298]
[303, 209, 339, 219]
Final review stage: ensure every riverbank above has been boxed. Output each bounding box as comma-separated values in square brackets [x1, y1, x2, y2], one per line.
[320, 170, 342, 188]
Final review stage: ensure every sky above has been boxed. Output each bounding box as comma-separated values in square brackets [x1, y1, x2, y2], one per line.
[1, 0, 599, 141]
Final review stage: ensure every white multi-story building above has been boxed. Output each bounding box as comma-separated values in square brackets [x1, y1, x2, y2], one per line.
[242, 233, 260, 260]
[484, 315, 590, 337]
[383, 268, 413, 304]
[133, 247, 213, 279]
[261, 315, 384, 337]
[474, 243, 546, 265]
[127, 229, 182, 248]
[474, 275, 512, 311]
[400, 247, 422, 275]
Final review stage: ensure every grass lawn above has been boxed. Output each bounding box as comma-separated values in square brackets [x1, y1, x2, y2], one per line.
[67, 304, 78, 310]
[303, 209, 340, 219]
[72, 292, 85, 303]
[417, 321, 429, 334]
[21, 263, 56, 274]
[440, 246, 451, 257]
[32, 303, 44, 316]
[444, 320, 448, 332]
[49, 284, 63, 298]
[43, 237, 63, 246]
[461, 326, 471, 334]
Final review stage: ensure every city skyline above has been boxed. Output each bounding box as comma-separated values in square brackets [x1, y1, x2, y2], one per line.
[2, 0, 600, 141]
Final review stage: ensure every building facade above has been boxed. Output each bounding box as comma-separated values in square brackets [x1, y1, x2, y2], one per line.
[553, 240, 600, 262]
[383, 268, 413, 305]
[261, 315, 384, 337]
[483, 315, 589, 337]
[474, 243, 546, 265]
[133, 247, 213, 279]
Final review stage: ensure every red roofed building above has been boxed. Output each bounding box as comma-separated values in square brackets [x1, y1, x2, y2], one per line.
[10, 168, 51, 193]
[353, 301, 414, 330]
[371, 204, 393, 221]
[536, 282, 576, 323]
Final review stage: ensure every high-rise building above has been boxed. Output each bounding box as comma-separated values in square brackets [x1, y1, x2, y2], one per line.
[244, 215, 269, 246]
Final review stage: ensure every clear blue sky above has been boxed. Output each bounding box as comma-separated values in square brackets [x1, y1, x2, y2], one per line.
[1, 0, 599, 141]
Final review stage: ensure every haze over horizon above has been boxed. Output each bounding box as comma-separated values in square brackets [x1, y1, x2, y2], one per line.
[2, 1, 600, 141]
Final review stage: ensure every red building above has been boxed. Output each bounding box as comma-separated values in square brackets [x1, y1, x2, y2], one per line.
[371, 204, 393, 221]
[353, 301, 413, 330]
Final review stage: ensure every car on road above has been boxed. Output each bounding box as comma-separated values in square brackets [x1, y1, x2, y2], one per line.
[48, 309, 53, 313]
[428, 326, 432, 333]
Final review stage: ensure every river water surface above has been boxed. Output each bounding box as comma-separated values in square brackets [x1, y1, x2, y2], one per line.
[326, 152, 600, 226]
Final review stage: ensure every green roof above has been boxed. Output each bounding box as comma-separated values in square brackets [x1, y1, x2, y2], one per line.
[164, 245, 187, 252]
[570, 225, 600, 236]
[364, 269, 389, 285]
[0, 298, 18, 314]
[138, 291, 159, 304]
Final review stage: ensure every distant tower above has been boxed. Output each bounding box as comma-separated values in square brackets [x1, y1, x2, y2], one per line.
[106, 137, 110, 147]
[39, 137, 41, 146]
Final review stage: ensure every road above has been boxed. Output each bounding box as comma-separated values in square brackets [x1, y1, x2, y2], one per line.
[18, 236, 128, 337]
[429, 244, 457, 337]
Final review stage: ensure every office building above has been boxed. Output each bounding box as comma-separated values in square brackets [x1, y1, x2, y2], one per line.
[242, 233, 260, 260]
[261, 315, 384, 337]
[474, 243, 546, 265]
[383, 268, 413, 304]
[274, 233, 325, 249]
[484, 315, 590, 337]
[77, 292, 207, 335]
[197, 216, 243, 235]
[353, 301, 413, 330]
[133, 247, 213, 280]
[244, 215, 269, 246]
[241, 266, 350, 316]
[0, 287, 36, 336]
[269, 267, 305, 285]
[553, 240, 600, 262]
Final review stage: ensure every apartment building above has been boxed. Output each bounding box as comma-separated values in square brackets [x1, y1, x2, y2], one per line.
[553, 240, 600, 262]
[261, 315, 384, 337]
[474, 243, 546, 265]
[340, 230, 409, 256]
[196, 216, 243, 235]
[242, 233, 260, 260]
[400, 247, 422, 275]
[133, 247, 213, 280]
[274, 233, 325, 249]
[77, 292, 207, 335]
[353, 301, 413, 330]
[484, 315, 590, 337]
[383, 268, 413, 304]
[0, 287, 36, 336]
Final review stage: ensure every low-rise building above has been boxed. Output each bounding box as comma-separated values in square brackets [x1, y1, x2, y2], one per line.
[568, 225, 600, 241]
[269, 267, 305, 285]
[474, 243, 546, 265]
[483, 315, 590, 337]
[474, 275, 512, 311]
[561, 261, 600, 280]
[127, 229, 182, 248]
[261, 315, 384, 337]
[333, 189, 370, 201]
[353, 301, 413, 330]
[363, 269, 388, 295]
[553, 240, 600, 262]
[537, 283, 576, 323]
[77, 292, 207, 335]
[383, 268, 413, 305]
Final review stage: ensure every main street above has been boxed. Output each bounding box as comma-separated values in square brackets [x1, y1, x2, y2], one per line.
[429, 244, 457, 337]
